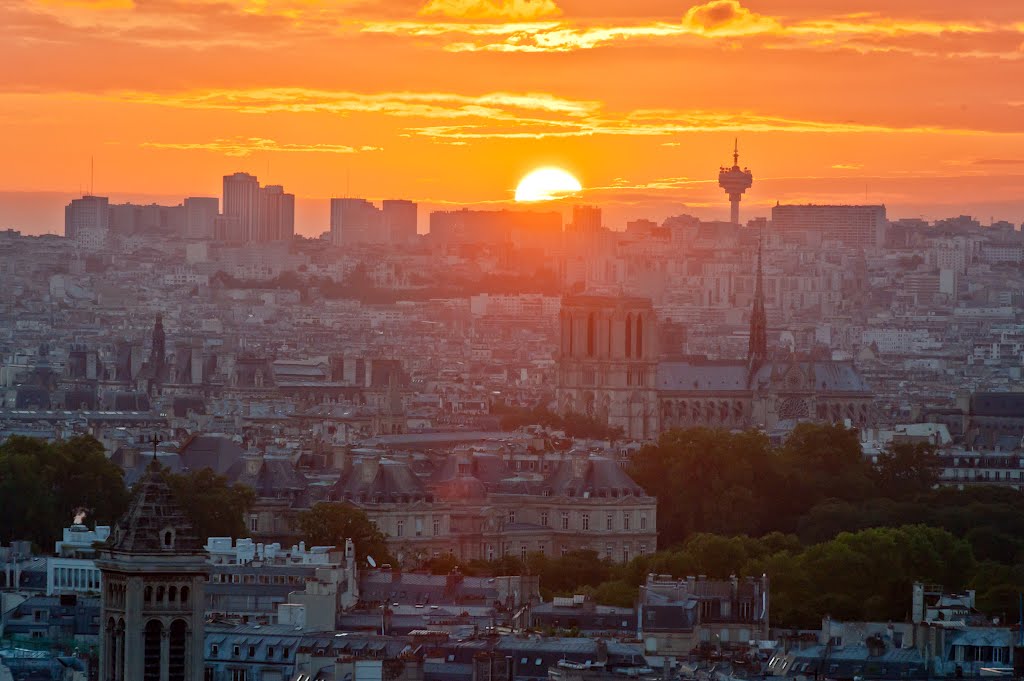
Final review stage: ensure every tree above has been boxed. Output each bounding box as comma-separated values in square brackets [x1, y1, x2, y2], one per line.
[0, 435, 129, 548]
[295, 502, 392, 565]
[165, 469, 255, 541]
[872, 442, 940, 497]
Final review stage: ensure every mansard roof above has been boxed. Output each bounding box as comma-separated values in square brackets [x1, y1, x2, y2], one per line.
[104, 460, 203, 555]
[333, 458, 427, 502]
[542, 456, 646, 498]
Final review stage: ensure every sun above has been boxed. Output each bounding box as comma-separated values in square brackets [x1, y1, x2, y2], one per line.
[514, 167, 582, 202]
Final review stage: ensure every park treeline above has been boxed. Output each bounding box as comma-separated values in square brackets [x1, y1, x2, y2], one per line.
[5, 426, 1024, 628]
[430, 424, 1024, 628]
[0, 435, 255, 549]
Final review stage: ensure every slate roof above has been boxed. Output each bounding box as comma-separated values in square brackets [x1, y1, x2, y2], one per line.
[657, 359, 870, 393]
[334, 458, 427, 502]
[542, 456, 646, 498]
[104, 460, 203, 554]
[179, 435, 246, 475]
[224, 456, 308, 496]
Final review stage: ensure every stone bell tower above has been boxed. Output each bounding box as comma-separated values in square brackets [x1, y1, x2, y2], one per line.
[97, 456, 208, 681]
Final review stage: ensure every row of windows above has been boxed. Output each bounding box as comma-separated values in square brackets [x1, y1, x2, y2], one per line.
[486, 542, 649, 562]
[209, 573, 306, 586]
[143, 584, 190, 605]
[510, 510, 648, 532]
[394, 518, 443, 537]
[209, 643, 290, 661]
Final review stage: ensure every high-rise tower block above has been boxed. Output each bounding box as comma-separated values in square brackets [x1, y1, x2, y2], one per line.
[718, 140, 754, 225]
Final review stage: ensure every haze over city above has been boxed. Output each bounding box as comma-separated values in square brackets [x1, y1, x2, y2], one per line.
[6, 2, 1024, 681]
[3, 0, 1024, 234]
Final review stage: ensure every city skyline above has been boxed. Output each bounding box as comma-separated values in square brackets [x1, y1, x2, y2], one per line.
[2, 0, 1024, 234]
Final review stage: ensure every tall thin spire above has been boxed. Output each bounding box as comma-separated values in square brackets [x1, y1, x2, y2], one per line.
[733, 138, 739, 168]
[748, 227, 767, 366]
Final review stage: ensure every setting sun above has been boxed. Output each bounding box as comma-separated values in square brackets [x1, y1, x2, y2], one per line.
[514, 167, 582, 203]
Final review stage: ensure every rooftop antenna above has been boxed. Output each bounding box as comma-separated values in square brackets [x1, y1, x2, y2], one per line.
[90, 156, 94, 196]
[149, 433, 160, 464]
[733, 138, 739, 167]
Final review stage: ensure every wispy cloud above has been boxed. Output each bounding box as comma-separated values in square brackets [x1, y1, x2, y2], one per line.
[419, 0, 560, 21]
[141, 137, 382, 157]
[363, 0, 1019, 55]
[101, 87, 1024, 142]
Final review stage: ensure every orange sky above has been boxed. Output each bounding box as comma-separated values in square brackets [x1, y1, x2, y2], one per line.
[2, 0, 1023, 234]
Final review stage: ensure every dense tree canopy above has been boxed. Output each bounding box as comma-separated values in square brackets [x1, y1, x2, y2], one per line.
[296, 502, 393, 565]
[165, 468, 256, 542]
[0, 435, 130, 547]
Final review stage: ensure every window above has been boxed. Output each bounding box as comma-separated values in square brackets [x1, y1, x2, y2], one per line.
[508, 510, 516, 524]
[396, 520, 404, 537]
[582, 513, 590, 531]
[230, 671, 247, 681]
[623, 513, 630, 531]
[247, 646, 255, 657]
[486, 544, 495, 561]
[433, 519, 440, 536]
[640, 514, 647, 530]
[204, 669, 215, 681]
[521, 544, 528, 561]
[606, 513, 614, 530]
[249, 515, 259, 533]
[211, 645, 219, 657]
[605, 543, 613, 559]
[267, 647, 275, 659]
[639, 543, 648, 556]
[623, 546, 630, 563]
[232, 645, 240, 657]
[561, 512, 569, 530]
[540, 512, 549, 527]
[282, 648, 290, 659]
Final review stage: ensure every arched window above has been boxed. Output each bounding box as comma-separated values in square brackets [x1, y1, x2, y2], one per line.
[180, 586, 190, 604]
[625, 314, 632, 357]
[163, 531, 173, 548]
[169, 620, 188, 681]
[636, 315, 644, 358]
[144, 586, 153, 602]
[168, 586, 177, 603]
[586, 313, 595, 357]
[143, 620, 162, 681]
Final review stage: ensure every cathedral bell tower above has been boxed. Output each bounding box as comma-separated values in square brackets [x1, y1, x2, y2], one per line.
[556, 294, 659, 440]
[97, 454, 208, 681]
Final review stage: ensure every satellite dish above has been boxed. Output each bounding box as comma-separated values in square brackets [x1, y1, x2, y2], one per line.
[367, 555, 377, 568]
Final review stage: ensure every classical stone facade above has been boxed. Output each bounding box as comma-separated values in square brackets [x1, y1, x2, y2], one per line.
[558, 292, 874, 440]
[331, 452, 658, 564]
[97, 459, 209, 681]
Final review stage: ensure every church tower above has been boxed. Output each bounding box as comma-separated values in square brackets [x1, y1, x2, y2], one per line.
[150, 314, 166, 378]
[557, 294, 659, 440]
[97, 456, 208, 681]
[748, 230, 767, 368]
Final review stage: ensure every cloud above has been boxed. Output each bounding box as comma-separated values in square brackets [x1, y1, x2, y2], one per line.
[141, 137, 382, 156]
[95, 87, 1018, 143]
[363, 2, 1021, 55]
[831, 163, 863, 169]
[681, 0, 780, 36]
[419, 0, 560, 20]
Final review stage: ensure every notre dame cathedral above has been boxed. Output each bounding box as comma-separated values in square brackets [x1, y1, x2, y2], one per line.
[556, 244, 873, 440]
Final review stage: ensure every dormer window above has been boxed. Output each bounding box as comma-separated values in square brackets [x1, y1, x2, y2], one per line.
[161, 527, 176, 549]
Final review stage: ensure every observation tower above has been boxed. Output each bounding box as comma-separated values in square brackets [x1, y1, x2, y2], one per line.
[718, 140, 754, 225]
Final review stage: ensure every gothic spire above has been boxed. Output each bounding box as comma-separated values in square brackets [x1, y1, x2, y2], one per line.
[748, 228, 767, 366]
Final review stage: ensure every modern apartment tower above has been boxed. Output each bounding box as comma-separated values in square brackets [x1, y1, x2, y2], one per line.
[222, 172, 260, 242]
[222, 173, 294, 243]
[718, 140, 754, 225]
[183, 197, 219, 240]
[64, 195, 110, 239]
[330, 198, 417, 246]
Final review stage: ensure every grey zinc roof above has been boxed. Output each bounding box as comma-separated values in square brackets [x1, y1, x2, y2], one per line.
[178, 435, 246, 475]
